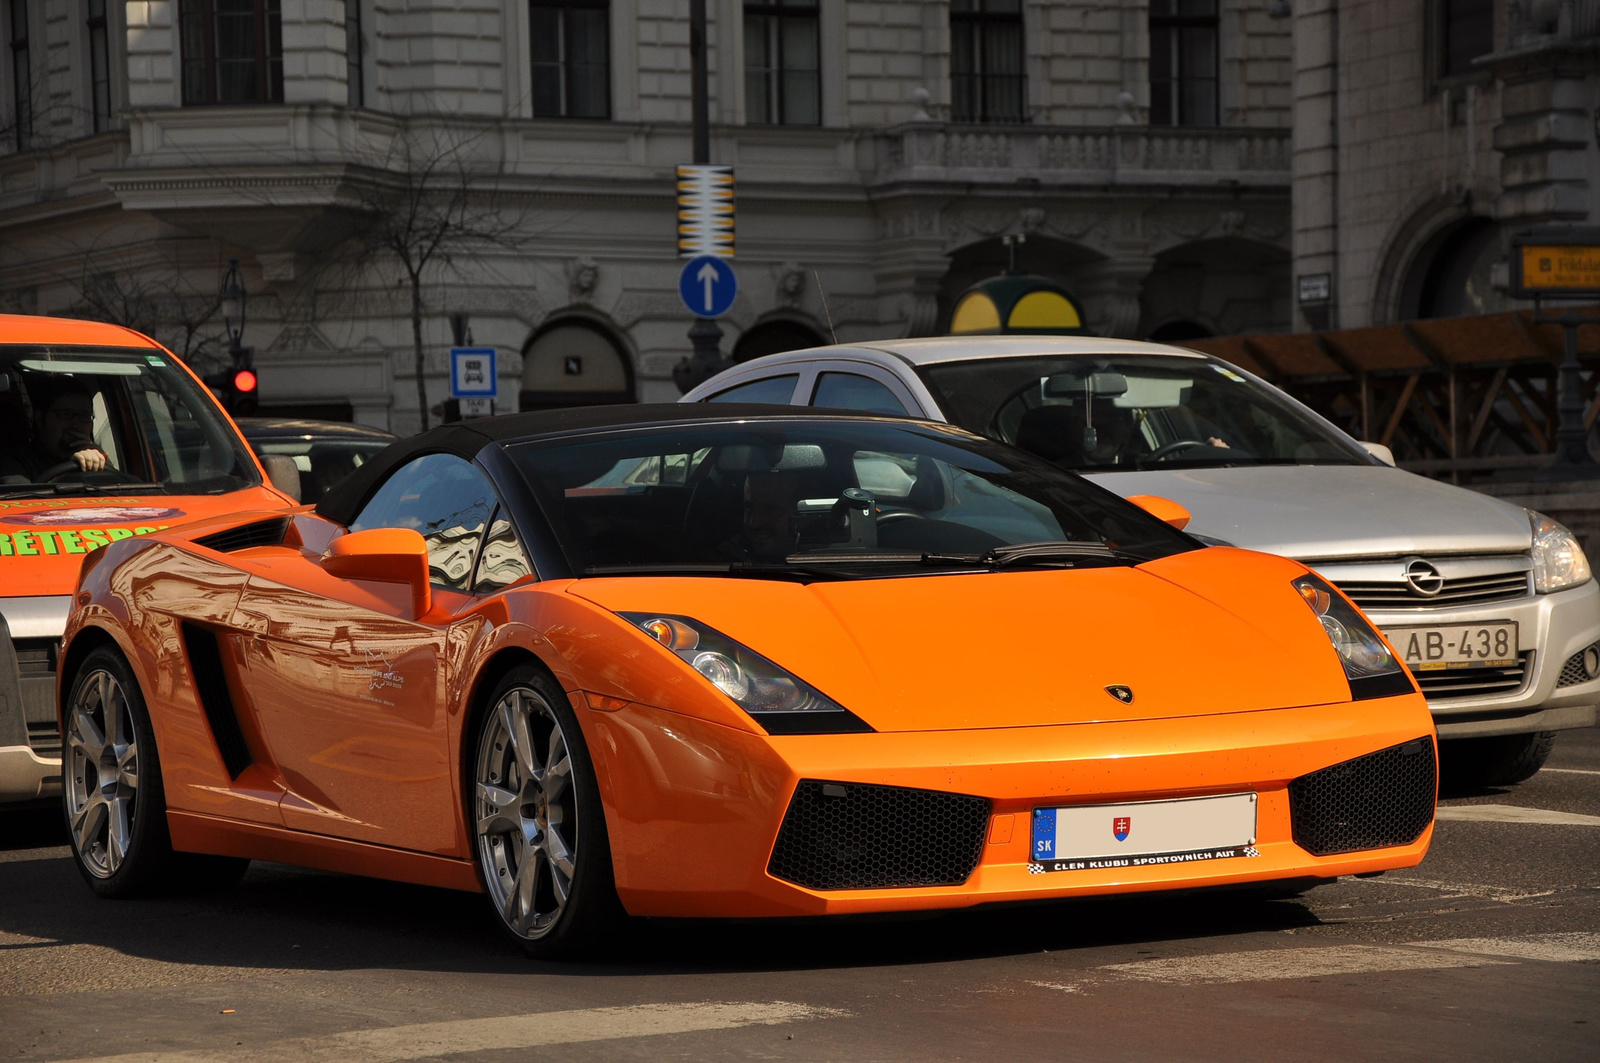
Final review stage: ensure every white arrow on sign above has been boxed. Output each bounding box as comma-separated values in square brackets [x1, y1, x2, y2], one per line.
[697, 261, 719, 313]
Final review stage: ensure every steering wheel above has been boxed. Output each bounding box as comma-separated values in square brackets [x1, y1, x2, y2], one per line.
[42, 461, 142, 484]
[1147, 439, 1214, 462]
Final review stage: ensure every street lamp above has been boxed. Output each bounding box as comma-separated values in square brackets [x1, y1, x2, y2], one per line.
[220, 257, 247, 358]
[213, 257, 258, 414]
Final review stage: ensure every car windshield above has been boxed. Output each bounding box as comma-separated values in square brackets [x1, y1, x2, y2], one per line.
[917, 355, 1369, 471]
[243, 432, 393, 505]
[508, 419, 1197, 579]
[0, 345, 262, 497]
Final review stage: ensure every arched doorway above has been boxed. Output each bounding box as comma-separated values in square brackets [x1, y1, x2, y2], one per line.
[732, 319, 827, 362]
[1397, 216, 1509, 320]
[1140, 237, 1290, 337]
[520, 319, 634, 411]
[1147, 320, 1214, 343]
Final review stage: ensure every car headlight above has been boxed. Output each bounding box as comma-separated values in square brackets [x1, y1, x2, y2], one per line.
[1529, 510, 1591, 594]
[1292, 573, 1415, 700]
[621, 613, 872, 734]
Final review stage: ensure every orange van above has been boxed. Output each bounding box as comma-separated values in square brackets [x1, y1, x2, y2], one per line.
[1, 315, 300, 803]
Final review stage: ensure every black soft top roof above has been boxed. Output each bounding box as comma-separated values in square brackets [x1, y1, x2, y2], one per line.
[314, 402, 895, 527]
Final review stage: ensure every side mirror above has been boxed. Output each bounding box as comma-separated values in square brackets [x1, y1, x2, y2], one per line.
[259, 454, 302, 503]
[1127, 494, 1192, 531]
[321, 528, 431, 618]
[1360, 441, 1396, 467]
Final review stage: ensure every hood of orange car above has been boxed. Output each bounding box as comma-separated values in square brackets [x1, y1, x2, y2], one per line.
[0, 487, 290, 606]
[568, 549, 1354, 732]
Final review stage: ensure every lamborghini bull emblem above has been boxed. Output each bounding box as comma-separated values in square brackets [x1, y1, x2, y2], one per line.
[1105, 684, 1134, 704]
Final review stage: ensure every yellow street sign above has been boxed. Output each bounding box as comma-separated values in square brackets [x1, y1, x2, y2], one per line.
[1520, 245, 1600, 292]
[677, 165, 735, 259]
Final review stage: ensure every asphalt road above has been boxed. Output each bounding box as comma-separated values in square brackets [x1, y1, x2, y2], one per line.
[2, 728, 1596, 1063]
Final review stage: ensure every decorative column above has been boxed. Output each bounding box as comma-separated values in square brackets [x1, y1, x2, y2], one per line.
[1077, 257, 1154, 338]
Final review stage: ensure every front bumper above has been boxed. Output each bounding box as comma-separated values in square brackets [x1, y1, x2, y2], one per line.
[1365, 579, 1600, 739]
[581, 693, 1437, 920]
[0, 596, 70, 803]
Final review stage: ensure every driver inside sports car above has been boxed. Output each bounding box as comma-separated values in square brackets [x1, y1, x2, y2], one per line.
[0, 384, 111, 484]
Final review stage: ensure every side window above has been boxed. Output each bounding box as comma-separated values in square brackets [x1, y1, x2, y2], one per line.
[811, 372, 909, 416]
[350, 453, 494, 591]
[474, 507, 533, 593]
[706, 374, 800, 405]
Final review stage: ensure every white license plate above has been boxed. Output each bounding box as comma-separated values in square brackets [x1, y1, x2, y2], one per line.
[1031, 792, 1257, 871]
[1384, 622, 1518, 671]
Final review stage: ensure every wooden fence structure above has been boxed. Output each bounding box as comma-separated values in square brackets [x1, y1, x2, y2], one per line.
[1184, 308, 1600, 482]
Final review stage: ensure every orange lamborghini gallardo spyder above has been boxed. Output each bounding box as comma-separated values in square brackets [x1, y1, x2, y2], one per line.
[58, 406, 1437, 957]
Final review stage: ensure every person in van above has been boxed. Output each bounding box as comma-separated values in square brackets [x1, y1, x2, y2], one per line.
[0, 382, 111, 484]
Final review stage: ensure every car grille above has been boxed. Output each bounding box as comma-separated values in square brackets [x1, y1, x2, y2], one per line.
[1557, 643, 1600, 688]
[767, 780, 990, 891]
[1289, 738, 1436, 857]
[1412, 653, 1532, 700]
[1336, 571, 1531, 612]
[25, 720, 61, 759]
[193, 517, 289, 553]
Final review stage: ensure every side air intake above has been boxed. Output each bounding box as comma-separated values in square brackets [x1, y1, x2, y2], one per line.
[193, 518, 289, 553]
[1288, 738, 1436, 856]
[180, 623, 253, 779]
[768, 780, 990, 890]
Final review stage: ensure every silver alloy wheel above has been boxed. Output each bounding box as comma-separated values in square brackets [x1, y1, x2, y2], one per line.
[475, 686, 578, 940]
[65, 668, 139, 879]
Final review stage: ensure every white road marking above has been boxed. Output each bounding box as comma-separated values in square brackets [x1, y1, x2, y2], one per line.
[1099, 945, 1507, 984]
[1356, 876, 1560, 902]
[1541, 767, 1600, 775]
[1093, 932, 1597, 987]
[1409, 932, 1600, 964]
[1435, 803, 1600, 826]
[45, 1001, 839, 1063]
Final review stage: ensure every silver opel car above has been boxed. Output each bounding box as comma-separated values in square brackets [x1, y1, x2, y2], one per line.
[683, 337, 1600, 784]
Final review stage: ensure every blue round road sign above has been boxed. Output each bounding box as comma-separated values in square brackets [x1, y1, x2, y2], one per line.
[678, 255, 738, 318]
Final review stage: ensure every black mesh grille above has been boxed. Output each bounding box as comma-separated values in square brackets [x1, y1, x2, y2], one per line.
[1557, 643, 1599, 688]
[768, 780, 991, 891]
[1289, 739, 1436, 856]
[193, 518, 289, 553]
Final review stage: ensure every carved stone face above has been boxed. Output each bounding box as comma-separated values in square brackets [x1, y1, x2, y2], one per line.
[780, 270, 803, 296]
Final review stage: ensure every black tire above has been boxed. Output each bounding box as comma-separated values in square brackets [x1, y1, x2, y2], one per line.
[469, 664, 625, 959]
[1441, 731, 1558, 788]
[61, 645, 248, 897]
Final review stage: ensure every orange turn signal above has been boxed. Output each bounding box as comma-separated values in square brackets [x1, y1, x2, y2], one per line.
[642, 617, 699, 651]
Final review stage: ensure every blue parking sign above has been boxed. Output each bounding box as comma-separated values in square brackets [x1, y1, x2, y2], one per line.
[451, 347, 497, 398]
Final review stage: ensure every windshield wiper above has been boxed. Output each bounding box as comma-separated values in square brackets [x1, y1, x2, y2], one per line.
[581, 562, 853, 583]
[0, 485, 57, 499]
[916, 542, 1140, 570]
[45, 482, 167, 496]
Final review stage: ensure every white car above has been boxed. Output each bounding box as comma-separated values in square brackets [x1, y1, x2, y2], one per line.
[683, 337, 1600, 784]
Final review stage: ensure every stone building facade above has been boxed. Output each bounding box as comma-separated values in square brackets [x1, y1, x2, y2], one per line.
[3, 1, 1295, 431]
[1290, 0, 1600, 333]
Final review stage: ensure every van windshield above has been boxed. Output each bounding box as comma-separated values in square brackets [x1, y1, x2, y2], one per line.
[0, 346, 262, 497]
[918, 355, 1370, 472]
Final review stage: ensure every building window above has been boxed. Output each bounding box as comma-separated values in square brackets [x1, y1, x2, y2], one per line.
[529, 0, 609, 119]
[7, 0, 30, 150]
[1150, 0, 1218, 127]
[179, 0, 284, 106]
[950, 0, 1025, 123]
[744, 1, 819, 126]
[1440, 0, 1493, 78]
[345, 0, 363, 107]
[87, 0, 111, 132]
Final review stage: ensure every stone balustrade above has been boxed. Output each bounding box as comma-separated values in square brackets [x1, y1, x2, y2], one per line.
[873, 123, 1291, 189]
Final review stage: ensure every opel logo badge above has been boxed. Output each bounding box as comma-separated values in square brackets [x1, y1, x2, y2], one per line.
[1105, 685, 1134, 704]
[1403, 559, 1445, 598]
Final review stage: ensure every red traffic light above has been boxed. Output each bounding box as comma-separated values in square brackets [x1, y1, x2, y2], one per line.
[232, 369, 258, 393]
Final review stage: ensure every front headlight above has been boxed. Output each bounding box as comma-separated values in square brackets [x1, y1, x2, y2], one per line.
[622, 613, 872, 734]
[1530, 510, 1592, 594]
[1292, 573, 1415, 700]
